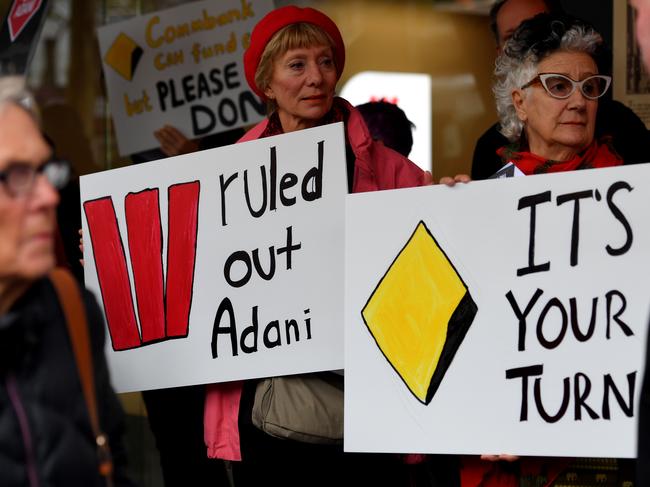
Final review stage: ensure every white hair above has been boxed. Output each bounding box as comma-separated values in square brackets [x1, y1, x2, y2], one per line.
[0, 76, 39, 122]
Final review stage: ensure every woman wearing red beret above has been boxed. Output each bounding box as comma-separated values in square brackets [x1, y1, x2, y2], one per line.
[204, 5, 431, 487]
[237, 5, 430, 191]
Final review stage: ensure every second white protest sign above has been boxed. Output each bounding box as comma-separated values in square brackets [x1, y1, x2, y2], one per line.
[345, 164, 650, 458]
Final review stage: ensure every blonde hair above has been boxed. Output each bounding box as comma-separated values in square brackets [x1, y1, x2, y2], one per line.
[255, 23, 337, 112]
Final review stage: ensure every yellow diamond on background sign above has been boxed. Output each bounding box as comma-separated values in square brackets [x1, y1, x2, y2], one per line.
[362, 221, 477, 405]
[104, 32, 143, 81]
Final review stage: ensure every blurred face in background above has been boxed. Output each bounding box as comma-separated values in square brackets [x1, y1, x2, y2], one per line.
[496, 0, 549, 50]
[0, 103, 58, 290]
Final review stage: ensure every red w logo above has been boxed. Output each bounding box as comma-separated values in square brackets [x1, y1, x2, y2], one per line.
[83, 181, 200, 351]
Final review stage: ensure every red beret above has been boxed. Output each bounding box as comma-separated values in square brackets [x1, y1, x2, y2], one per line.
[244, 6, 346, 99]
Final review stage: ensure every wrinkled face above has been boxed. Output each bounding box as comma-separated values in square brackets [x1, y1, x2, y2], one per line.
[513, 51, 599, 161]
[631, 0, 650, 71]
[496, 0, 549, 50]
[264, 44, 337, 133]
[0, 103, 58, 286]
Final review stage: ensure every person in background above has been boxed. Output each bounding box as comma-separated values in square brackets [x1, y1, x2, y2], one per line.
[471, 0, 650, 180]
[629, 1, 650, 485]
[491, 0, 562, 51]
[0, 76, 133, 487]
[356, 100, 415, 157]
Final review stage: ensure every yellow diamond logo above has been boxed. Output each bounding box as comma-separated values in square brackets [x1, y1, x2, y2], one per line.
[104, 32, 143, 81]
[362, 221, 477, 405]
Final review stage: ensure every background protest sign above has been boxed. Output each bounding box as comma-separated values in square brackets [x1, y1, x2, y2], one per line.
[345, 164, 650, 458]
[97, 0, 272, 156]
[81, 123, 346, 393]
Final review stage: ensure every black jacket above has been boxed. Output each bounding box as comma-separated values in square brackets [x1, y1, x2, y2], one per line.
[0, 278, 133, 487]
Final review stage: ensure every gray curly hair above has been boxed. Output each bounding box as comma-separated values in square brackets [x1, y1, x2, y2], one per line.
[493, 15, 604, 142]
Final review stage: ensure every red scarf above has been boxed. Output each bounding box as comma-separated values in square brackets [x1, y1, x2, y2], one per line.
[497, 137, 623, 175]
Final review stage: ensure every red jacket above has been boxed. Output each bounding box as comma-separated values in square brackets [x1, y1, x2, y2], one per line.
[237, 98, 428, 192]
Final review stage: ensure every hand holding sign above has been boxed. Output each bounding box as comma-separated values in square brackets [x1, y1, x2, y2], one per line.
[437, 173, 471, 186]
[154, 125, 199, 156]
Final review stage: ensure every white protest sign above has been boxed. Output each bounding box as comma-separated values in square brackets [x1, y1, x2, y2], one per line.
[97, 0, 272, 156]
[345, 164, 650, 458]
[81, 123, 346, 393]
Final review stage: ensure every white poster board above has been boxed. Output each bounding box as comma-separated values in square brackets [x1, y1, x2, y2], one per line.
[81, 123, 346, 393]
[345, 164, 650, 458]
[97, 0, 273, 156]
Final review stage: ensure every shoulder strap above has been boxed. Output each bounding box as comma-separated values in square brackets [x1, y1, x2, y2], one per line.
[49, 268, 98, 428]
[49, 268, 113, 481]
